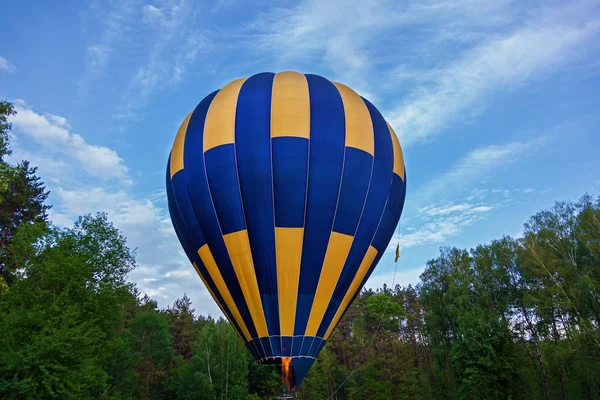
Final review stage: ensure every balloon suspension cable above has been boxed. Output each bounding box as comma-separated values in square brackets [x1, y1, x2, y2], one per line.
[326, 240, 401, 400]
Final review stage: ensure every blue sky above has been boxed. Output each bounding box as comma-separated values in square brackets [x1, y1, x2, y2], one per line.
[1, 0, 599, 317]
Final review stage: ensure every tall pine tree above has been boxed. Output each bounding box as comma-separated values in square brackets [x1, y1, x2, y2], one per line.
[0, 100, 50, 285]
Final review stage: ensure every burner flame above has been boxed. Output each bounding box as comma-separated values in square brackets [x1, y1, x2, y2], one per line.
[282, 357, 293, 391]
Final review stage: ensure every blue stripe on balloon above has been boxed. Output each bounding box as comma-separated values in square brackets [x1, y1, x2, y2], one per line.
[316, 96, 394, 338]
[166, 159, 197, 262]
[259, 337, 273, 358]
[183, 90, 259, 340]
[308, 337, 324, 357]
[168, 167, 207, 249]
[332, 147, 373, 236]
[252, 337, 267, 359]
[371, 174, 405, 253]
[315, 338, 327, 356]
[270, 337, 282, 357]
[281, 336, 292, 357]
[204, 144, 246, 235]
[246, 342, 258, 360]
[300, 337, 314, 356]
[272, 137, 309, 228]
[235, 73, 281, 340]
[248, 338, 265, 359]
[291, 336, 302, 356]
[293, 74, 346, 336]
[397, 172, 407, 226]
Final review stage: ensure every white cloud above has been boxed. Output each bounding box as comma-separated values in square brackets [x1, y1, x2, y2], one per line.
[165, 268, 196, 279]
[80, 0, 141, 85]
[249, 0, 389, 97]
[390, 139, 534, 253]
[8, 145, 72, 181]
[9, 101, 132, 185]
[387, 4, 600, 145]
[418, 203, 494, 217]
[394, 213, 476, 249]
[389, 200, 496, 252]
[418, 139, 539, 201]
[248, 0, 520, 100]
[471, 206, 493, 212]
[419, 203, 474, 216]
[116, 1, 207, 120]
[0, 56, 17, 73]
[142, 4, 163, 23]
[381, 137, 539, 258]
[511, 230, 524, 239]
[44, 113, 70, 129]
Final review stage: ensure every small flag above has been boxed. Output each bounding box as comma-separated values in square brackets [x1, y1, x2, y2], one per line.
[395, 243, 400, 262]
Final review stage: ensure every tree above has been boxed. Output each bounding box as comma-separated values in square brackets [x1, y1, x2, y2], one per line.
[0, 100, 50, 285]
[520, 195, 600, 399]
[0, 100, 15, 159]
[419, 245, 521, 400]
[175, 318, 252, 400]
[166, 294, 197, 361]
[125, 310, 174, 399]
[0, 213, 136, 399]
[247, 357, 281, 399]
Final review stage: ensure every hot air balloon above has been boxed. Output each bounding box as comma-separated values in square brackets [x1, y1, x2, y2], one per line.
[166, 71, 406, 393]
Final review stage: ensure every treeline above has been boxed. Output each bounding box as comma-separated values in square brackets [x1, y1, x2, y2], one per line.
[1, 99, 599, 399]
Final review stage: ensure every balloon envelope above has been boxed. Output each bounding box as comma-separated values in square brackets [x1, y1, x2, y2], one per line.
[166, 71, 406, 391]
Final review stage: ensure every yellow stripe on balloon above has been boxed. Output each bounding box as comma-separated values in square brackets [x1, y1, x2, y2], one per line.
[271, 71, 310, 139]
[323, 245, 378, 340]
[204, 78, 246, 152]
[305, 232, 354, 336]
[192, 261, 245, 343]
[386, 122, 405, 180]
[223, 230, 270, 338]
[197, 245, 252, 342]
[169, 111, 192, 179]
[333, 82, 374, 156]
[275, 227, 304, 336]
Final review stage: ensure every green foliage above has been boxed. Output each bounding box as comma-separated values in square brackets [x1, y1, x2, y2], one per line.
[125, 310, 174, 399]
[365, 293, 404, 332]
[0, 213, 136, 399]
[175, 318, 252, 399]
[0, 100, 16, 158]
[0, 101, 50, 285]
[247, 356, 281, 397]
[165, 294, 197, 360]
